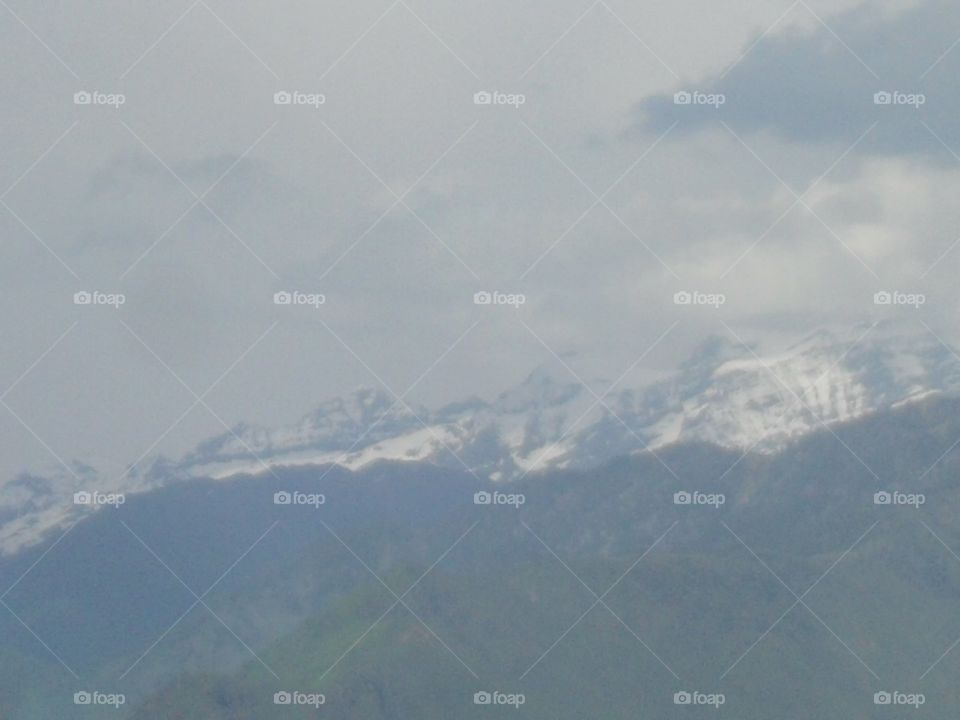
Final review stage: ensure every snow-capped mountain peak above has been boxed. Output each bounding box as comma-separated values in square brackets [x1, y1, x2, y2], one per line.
[168, 321, 960, 483]
[3, 322, 959, 556]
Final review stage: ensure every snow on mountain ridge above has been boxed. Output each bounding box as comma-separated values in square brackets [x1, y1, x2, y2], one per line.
[3, 323, 959, 556]
[172, 322, 960, 482]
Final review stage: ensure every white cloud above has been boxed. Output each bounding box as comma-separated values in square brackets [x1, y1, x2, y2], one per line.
[1, 0, 958, 488]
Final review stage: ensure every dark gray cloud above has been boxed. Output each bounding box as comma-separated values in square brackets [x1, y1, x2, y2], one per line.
[638, 0, 960, 159]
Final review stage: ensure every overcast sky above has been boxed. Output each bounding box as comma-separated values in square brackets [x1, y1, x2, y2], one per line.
[2, 0, 959, 484]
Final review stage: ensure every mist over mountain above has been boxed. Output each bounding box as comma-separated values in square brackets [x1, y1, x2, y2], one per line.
[3, 322, 958, 559]
[171, 321, 960, 477]
[8, 323, 959, 719]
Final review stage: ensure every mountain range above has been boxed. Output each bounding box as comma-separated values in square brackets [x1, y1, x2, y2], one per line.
[168, 321, 960, 481]
[2, 321, 959, 557]
[4, 388, 960, 718]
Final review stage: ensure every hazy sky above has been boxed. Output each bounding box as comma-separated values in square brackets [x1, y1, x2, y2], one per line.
[2, 0, 959, 483]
